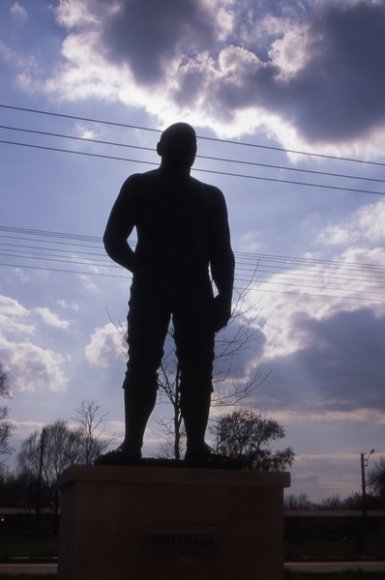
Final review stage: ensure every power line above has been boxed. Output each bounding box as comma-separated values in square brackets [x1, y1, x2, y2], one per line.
[2, 102, 385, 168]
[1, 138, 384, 197]
[235, 274, 384, 296]
[241, 269, 385, 289]
[2, 244, 383, 292]
[0, 240, 108, 259]
[0, 261, 127, 279]
[1, 107, 383, 299]
[2, 123, 385, 187]
[236, 250, 385, 274]
[1, 225, 383, 274]
[0, 103, 162, 135]
[0, 138, 157, 167]
[0, 251, 115, 269]
[2, 224, 384, 274]
[3, 242, 382, 288]
[243, 286, 383, 302]
[2, 105, 385, 197]
[0, 225, 100, 243]
[1, 259, 381, 303]
[0, 225, 383, 303]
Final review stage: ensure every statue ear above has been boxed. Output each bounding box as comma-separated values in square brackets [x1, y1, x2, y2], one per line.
[156, 141, 163, 157]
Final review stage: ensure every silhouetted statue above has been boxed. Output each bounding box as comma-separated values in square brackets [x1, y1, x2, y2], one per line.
[103, 123, 235, 464]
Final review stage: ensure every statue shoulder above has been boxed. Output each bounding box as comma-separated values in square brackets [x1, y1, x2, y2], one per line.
[120, 170, 159, 195]
[190, 175, 224, 198]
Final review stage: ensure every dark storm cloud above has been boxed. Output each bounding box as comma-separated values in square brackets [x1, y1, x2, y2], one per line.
[258, 307, 385, 413]
[100, 0, 216, 85]
[175, 1, 385, 144]
[57, 1, 385, 144]
[284, 2, 385, 142]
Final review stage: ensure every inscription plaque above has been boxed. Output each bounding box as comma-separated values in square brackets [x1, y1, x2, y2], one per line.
[142, 526, 223, 553]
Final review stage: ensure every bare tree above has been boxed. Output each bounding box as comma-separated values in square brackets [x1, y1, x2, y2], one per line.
[156, 283, 269, 459]
[74, 400, 111, 464]
[212, 409, 294, 471]
[0, 365, 13, 469]
[156, 363, 185, 460]
[110, 277, 268, 460]
[212, 287, 269, 406]
[368, 457, 385, 506]
[284, 493, 313, 511]
[18, 420, 83, 517]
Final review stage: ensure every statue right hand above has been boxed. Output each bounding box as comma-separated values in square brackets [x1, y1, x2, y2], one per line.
[212, 294, 232, 332]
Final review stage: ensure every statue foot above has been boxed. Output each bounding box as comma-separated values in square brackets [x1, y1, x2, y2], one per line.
[94, 444, 142, 466]
[184, 444, 246, 469]
[184, 444, 223, 466]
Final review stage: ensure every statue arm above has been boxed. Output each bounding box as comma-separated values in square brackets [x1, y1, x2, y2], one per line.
[209, 189, 235, 329]
[103, 177, 138, 273]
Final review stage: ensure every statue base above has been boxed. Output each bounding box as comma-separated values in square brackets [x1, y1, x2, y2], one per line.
[58, 465, 290, 580]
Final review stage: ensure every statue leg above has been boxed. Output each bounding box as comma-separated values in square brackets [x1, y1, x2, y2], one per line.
[180, 385, 212, 458]
[121, 374, 158, 457]
[173, 288, 215, 460]
[121, 282, 170, 457]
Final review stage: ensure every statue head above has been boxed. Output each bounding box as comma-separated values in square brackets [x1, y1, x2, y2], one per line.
[157, 123, 197, 173]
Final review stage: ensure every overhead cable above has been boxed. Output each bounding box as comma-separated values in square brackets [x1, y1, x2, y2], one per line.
[1, 138, 384, 197]
[0, 225, 383, 303]
[1, 124, 385, 186]
[2, 102, 385, 167]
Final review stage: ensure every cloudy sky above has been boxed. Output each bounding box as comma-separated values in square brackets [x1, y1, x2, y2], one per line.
[1, 0, 385, 502]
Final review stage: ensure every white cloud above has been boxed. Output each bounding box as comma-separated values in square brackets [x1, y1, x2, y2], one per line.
[252, 253, 385, 361]
[0, 38, 39, 91]
[57, 299, 80, 311]
[318, 198, 385, 247]
[0, 295, 35, 338]
[0, 337, 68, 393]
[34, 307, 71, 329]
[236, 194, 385, 416]
[74, 123, 96, 140]
[55, 0, 100, 28]
[33, 1, 385, 155]
[0, 295, 28, 318]
[268, 26, 311, 81]
[79, 274, 105, 295]
[272, 408, 385, 426]
[10, 2, 28, 22]
[0, 295, 69, 393]
[85, 323, 126, 368]
[10, 419, 47, 440]
[244, 197, 385, 361]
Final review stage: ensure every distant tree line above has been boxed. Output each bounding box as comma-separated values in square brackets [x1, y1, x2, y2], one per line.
[0, 389, 112, 516]
[285, 490, 384, 511]
[1, 360, 385, 514]
[0, 366, 13, 468]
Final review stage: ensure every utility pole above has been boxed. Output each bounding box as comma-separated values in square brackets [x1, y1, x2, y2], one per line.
[361, 449, 375, 518]
[35, 427, 47, 529]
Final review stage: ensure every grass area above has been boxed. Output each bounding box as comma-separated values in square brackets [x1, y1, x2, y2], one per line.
[0, 577, 57, 580]
[0, 532, 57, 560]
[1, 532, 384, 580]
[285, 535, 385, 561]
[3, 531, 385, 561]
[1, 573, 385, 580]
[286, 575, 384, 580]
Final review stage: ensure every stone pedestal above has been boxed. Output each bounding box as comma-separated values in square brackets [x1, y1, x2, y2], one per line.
[58, 465, 290, 580]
